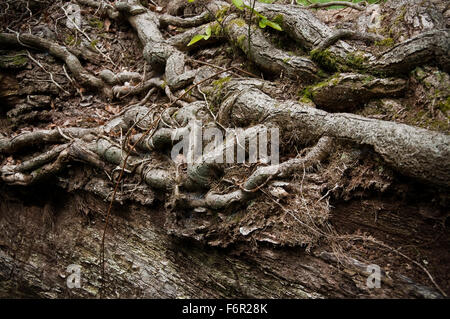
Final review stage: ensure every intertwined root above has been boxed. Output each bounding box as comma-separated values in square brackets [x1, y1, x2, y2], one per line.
[1, 0, 449, 246]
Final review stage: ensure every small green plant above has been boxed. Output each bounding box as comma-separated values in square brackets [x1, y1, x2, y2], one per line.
[187, 0, 283, 47]
[187, 25, 212, 46]
[229, 0, 282, 31]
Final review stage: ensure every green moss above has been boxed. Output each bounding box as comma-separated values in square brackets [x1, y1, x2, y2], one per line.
[212, 76, 231, 91]
[299, 73, 344, 102]
[89, 18, 104, 30]
[345, 51, 367, 70]
[0, 54, 27, 68]
[299, 95, 313, 104]
[215, 5, 230, 21]
[375, 37, 394, 47]
[394, 6, 407, 26]
[310, 49, 339, 72]
[90, 39, 99, 49]
[229, 18, 246, 28]
[272, 14, 283, 26]
[299, 86, 314, 103]
[438, 97, 450, 113]
[210, 22, 222, 37]
[316, 69, 328, 79]
[13, 55, 26, 66]
[64, 35, 79, 46]
[363, 74, 375, 83]
[313, 80, 330, 90]
[236, 34, 246, 47]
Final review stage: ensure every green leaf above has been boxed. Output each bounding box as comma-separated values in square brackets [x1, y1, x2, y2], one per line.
[259, 17, 268, 28]
[232, 0, 244, 10]
[188, 0, 195, 2]
[187, 34, 205, 46]
[257, 0, 275, 3]
[204, 26, 212, 40]
[265, 20, 283, 31]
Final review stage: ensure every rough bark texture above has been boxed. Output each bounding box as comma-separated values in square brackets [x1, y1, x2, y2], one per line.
[0, 183, 446, 299]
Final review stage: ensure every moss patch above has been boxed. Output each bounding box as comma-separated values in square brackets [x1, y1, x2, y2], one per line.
[0, 52, 27, 69]
[212, 76, 231, 91]
[229, 18, 246, 28]
[89, 18, 104, 30]
[375, 37, 394, 47]
[215, 5, 230, 21]
[310, 49, 338, 72]
[236, 34, 246, 47]
[345, 51, 367, 70]
[438, 97, 450, 114]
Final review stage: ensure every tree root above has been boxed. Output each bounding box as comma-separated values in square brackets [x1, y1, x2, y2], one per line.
[305, 73, 407, 111]
[315, 30, 385, 51]
[0, 33, 104, 90]
[214, 78, 450, 187]
[250, 1, 450, 74]
[159, 11, 213, 28]
[179, 136, 334, 210]
[0, 127, 98, 154]
[306, 1, 367, 11]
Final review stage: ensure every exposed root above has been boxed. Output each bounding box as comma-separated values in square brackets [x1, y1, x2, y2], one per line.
[305, 73, 407, 111]
[159, 11, 212, 28]
[315, 29, 385, 51]
[306, 1, 367, 11]
[0, 32, 104, 90]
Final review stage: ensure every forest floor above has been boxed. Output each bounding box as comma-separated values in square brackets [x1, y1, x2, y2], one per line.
[0, 0, 449, 298]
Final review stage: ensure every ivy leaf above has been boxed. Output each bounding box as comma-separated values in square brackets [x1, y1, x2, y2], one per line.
[259, 17, 268, 28]
[187, 34, 205, 46]
[204, 26, 212, 40]
[232, 0, 244, 10]
[265, 19, 283, 31]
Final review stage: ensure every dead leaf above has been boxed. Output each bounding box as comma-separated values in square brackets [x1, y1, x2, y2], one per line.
[104, 18, 111, 32]
[105, 104, 120, 115]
